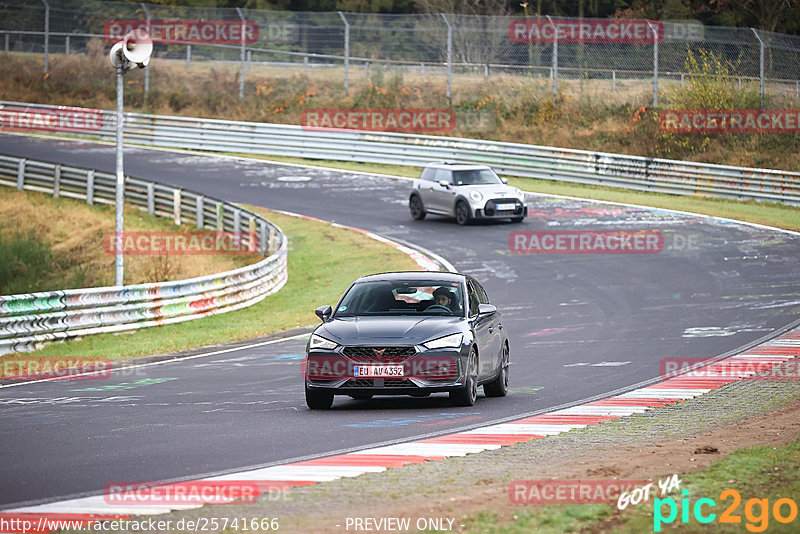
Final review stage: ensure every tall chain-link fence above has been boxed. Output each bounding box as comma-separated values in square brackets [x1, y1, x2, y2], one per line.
[1, 0, 799, 106]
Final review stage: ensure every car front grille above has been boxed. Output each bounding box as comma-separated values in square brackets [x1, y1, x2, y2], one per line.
[342, 346, 416, 363]
[484, 199, 523, 216]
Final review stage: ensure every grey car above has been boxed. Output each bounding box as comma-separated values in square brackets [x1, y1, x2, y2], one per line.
[409, 162, 527, 225]
[304, 271, 510, 409]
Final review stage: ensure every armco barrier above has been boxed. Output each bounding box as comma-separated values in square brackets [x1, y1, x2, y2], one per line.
[0, 153, 287, 354]
[1, 101, 798, 205]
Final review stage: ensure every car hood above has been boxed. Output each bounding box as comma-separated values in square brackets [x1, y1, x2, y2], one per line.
[317, 315, 463, 345]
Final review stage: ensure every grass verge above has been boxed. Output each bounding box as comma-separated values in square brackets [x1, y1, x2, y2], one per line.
[13, 207, 419, 361]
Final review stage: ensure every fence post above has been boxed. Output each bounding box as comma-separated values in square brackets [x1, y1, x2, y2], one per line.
[41, 0, 49, 75]
[86, 169, 95, 205]
[247, 50, 252, 74]
[751, 28, 765, 108]
[338, 11, 350, 96]
[233, 208, 241, 234]
[546, 15, 557, 103]
[216, 201, 224, 232]
[612, 70, 616, 91]
[16, 159, 25, 190]
[196, 195, 204, 229]
[65, 35, 69, 55]
[53, 164, 60, 198]
[441, 14, 452, 102]
[4, 33, 8, 54]
[649, 21, 659, 106]
[140, 3, 151, 98]
[186, 44, 191, 68]
[236, 7, 246, 100]
[147, 182, 154, 216]
[259, 220, 267, 255]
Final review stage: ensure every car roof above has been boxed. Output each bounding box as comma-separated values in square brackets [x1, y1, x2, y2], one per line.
[423, 162, 492, 171]
[353, 271, 467, 284]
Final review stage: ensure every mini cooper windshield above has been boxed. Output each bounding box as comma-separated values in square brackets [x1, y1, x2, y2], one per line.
[452, 168, 503, 186]
[335, 280, 464, 317]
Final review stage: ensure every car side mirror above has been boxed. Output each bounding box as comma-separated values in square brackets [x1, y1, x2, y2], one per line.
[501, 177, 508, 184]
[438, 180, 451, 188]
[315, 305, 332, 321]
[477, 303, 497, 316]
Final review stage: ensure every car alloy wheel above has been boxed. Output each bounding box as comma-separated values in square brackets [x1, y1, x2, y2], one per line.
[484, 343, 509, 397]
[409, 195, 426, 220]
[450, 348, 478, 406]
[455, 201, 470, 226]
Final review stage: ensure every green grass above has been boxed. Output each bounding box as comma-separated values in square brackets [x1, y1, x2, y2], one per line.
[456, 438, 800, 534]
[0, 230, 74, 295]
[221, 153, 800, 232]
[16, 207, 419, 361]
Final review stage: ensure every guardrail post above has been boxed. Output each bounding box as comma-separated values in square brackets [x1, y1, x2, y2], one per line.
[268, 226, 276, 255]
[196, 195, 204, 229]
[259, 220, 267, 255]
[16, 159, 25, 190]
[41, 0, 49, 76]
[338, 11, 350, 96]
[249, 215, 256, 252]
[233, 208, 241, 234]
[86, 169, 95, 205]
[546, 15, 558, 103]
[235, 7, 246, 100]
[53, 164, 60, 198]
[441, 14, 452, 103]
[147, 183, 154, 216]
[173, 189, 181, 224]
[216, 201, 224, 231]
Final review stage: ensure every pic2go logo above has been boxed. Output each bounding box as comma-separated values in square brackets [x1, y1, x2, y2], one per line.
[654, 489, 798, 532]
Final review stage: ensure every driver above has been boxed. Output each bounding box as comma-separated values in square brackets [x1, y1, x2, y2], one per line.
[429, 287, 455, 311]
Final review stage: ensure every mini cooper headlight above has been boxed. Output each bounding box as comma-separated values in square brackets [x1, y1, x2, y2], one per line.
[309, 334, 338, 350]
[423, 333, 463, 350]
[469, 190, 483, 202]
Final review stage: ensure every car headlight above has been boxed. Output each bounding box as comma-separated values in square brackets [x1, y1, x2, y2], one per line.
[309, 334, 338, 350]
[423, 333, 463, 350]
[469, 191, 483, 202]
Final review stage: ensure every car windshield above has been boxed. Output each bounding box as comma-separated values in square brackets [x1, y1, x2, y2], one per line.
[453, 169, 503, 186]
[335, 280, 464, 317]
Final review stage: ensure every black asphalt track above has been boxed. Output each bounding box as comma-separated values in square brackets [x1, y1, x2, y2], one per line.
[1, 135, 799, 507]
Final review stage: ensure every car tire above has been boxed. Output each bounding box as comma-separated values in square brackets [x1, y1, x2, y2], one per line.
[348, 393, 373, 400]
[484, 343, 509, 397]
[306, 386, 334, 409]
[455, 200, 470, 226]
[409, 195, 426, 220]
[450, 348, 478, 406]
[511, 216, 524, 223]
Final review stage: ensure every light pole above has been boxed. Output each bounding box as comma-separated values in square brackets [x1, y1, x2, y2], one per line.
[109, 29, 152, 286]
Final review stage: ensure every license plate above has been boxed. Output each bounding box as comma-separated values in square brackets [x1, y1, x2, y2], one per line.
[496, 203, 516, 211]
[353, 365, 404, 377]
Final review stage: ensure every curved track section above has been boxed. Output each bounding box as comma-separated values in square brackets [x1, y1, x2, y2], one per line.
[1, 135, 799, 508]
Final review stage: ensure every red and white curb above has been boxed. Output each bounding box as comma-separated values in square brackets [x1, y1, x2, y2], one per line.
[2, 330, 798, 530]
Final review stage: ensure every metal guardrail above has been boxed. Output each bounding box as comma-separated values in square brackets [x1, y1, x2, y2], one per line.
[2, 101, 797, 205]
[0, 153, 288, 354]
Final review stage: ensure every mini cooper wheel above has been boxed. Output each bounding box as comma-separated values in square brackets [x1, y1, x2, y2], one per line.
[450, 348, 478, 406]
[306, 386, 334, 409]
[455, 201, 471, 226]
[409, 195, 426, 220]
[484, 343, 509, 397]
